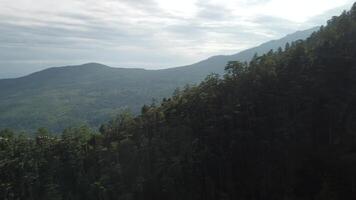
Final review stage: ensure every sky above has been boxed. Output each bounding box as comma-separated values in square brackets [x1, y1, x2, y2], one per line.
[0, 0, 354, 78]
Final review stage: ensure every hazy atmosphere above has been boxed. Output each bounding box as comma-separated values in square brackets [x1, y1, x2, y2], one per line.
[0, 0, 353, 78]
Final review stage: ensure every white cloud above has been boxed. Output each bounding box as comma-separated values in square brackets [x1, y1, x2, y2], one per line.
[0, 0, 354, 78]
[156, 0, 199, 18]
[260, 0, 352, 22]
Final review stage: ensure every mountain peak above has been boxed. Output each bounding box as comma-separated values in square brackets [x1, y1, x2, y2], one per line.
[79, 62, 110, 68]
[40, 62, 112, 75]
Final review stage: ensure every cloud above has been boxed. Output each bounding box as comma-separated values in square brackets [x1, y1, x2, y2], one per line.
[196, 1, 233, 21]
[0, 0, 354, 78]
[304, 3, 354, 26]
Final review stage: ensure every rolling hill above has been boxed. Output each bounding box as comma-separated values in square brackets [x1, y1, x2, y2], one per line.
[0, 27, 319, 132]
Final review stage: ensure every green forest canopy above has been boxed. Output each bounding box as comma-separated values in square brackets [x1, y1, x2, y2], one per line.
[1, 3, 356, 200]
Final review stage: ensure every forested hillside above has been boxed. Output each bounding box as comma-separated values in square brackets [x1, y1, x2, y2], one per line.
[0, 28, 317, 133]
[1, 4, 356, 200]
[0, 63, 185, 132]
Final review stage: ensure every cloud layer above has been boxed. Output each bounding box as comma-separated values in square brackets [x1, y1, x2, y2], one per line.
[0, 0, 354, 78]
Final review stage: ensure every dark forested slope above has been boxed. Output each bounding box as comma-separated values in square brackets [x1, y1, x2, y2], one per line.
[1, 3, 356, 200]
[0, 28, 318, 132]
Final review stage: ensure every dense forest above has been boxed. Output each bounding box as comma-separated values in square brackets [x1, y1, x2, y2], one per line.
[1, 3, 356, 200]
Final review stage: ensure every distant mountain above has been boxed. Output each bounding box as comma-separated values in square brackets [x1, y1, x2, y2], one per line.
[167, 26, 320, 78]
[0, 27, 319, 132]
[0, 63, 186, 132]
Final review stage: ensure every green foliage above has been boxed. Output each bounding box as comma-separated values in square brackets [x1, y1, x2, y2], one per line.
[36, 127, 51, 137]
[2, 4, 356, 200]
[0, 129, 14, 139]
[224, 61, 247, 78]
[62, 126, 93, 143]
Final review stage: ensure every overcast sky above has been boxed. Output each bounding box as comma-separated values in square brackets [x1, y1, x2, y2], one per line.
[0, 0, 354, 78]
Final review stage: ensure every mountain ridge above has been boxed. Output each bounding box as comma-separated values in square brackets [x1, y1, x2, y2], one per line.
[0, 27, 320, 132]
[1, 27, 320, 81]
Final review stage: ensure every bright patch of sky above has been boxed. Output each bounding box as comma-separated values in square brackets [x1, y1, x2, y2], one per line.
[0, 0, 354, 78]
